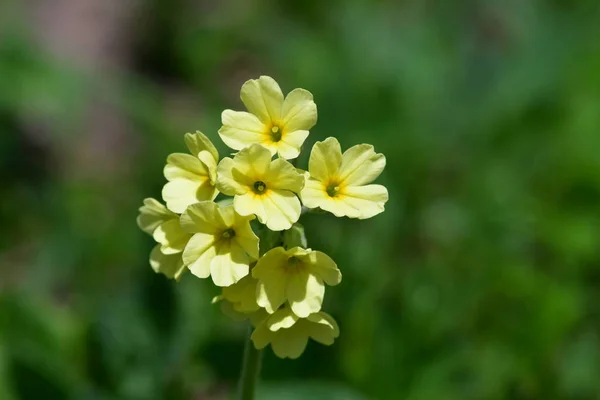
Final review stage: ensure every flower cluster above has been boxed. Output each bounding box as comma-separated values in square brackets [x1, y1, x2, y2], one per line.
[137, 76, 388, 359]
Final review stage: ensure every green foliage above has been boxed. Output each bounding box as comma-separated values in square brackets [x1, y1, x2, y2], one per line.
[1, 0, 600, 399]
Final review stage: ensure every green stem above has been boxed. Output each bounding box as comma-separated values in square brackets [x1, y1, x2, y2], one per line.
[238, 326, 262, 400]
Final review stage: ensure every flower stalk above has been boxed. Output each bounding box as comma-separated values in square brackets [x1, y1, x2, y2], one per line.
[238, 326, 263, 400]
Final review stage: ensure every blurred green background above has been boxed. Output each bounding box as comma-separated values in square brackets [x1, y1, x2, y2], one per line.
[1, 0, 600, 399]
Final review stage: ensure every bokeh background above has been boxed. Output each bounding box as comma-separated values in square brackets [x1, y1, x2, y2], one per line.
[2, 1, 600, 399]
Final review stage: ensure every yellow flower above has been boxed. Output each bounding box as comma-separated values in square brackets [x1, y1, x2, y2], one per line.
[251, 307, 339, 359]
[180, 201, 259, 287]
[219, 76, 317, 160]
[301, 137, 388, 219]
[252, 247, 341, 317]
[136, 198, 188, 279]
[162, 131, 220, 213]
[216, 144, 305, 231]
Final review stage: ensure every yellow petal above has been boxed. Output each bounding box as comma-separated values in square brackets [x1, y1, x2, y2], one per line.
[287, 272, 324, 318]
[164, 153, 209, 181]
[210, 240, 249, 287]
[149, 245, 186, 280]
[152, 219, 191, 254]
[303, 251, 341, 286]
[137, 198, 175, 235]
[251, 321, 274, 350]
[262, 189, 301, 231]
[305, 312, 340, 344]
[271, 328, 309, 359]
[264, 158, 305, 193]
[277, 130, 310, 160]
[184, 131, 219, 161]
[253, 247, 289, 313]
[340, 184, 388, 219]
[198, 150, 218, 184]
[182, 233, 216, 278]
[162, 178, 217, 214]
[232, 144, 272, 180]
[232, 214, 260, 260]
[216, 157, 250, 196]
[222, 275, 260, 312]
[267, 307, 299, 331]
[308, 137, 342, 182]
[338, 144, 386, 186]
[219, 110, 266, 151]
[180, 201, 224, 234]
[234, 192, 267, 222]
[281, 88, 317, 132]
[240, 76, 283, 123]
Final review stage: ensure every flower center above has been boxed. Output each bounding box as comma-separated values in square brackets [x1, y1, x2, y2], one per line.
[287, 256, 302, 268]
[253, 181, 267, 194]
[326, 183, 341, 197]
[221, 228, 236, 239]
[270, 125, 282, 142]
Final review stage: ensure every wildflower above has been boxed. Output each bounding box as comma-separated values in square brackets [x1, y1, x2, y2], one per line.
[252, 246, 341, 317]
[180, 201, 259, 286]
[301, 137, 388, 219]
[137, 198, 188, 279]
[216, 144, 305, 231]
[219, 76, 317, 159]
[162, 131, 220, 213]
[251, 307, 339, 359]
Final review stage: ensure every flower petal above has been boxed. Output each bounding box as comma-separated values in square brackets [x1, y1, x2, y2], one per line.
[137, 198, 176, 235]
[267, 307, 299, 331]
[233, 144, 273, 180]
[232, 214, 260, 260]
[240, 76, 284, 123]
[180, 201, 224, 234]
[216, 157, 250, 196]
[304, 251, 341, 286]
[264, 158, 305, 193]
[219, 110, 266, 151]
[276, 130, 310, 160]
[305, 312, 340, 344]
[182, 233, 216, 278]
[210, 240, 249, 287]
[149, 245, 186, 280]
[222, 275, 260, 312]
[340, 184, 388, 219]
[308, 137, 342, 182]
[162, 178, 217, 214]
[164, 153, 209, 181]
[287, 271, 324, 318]
[338, 144, 386, 186]
[271, 327, 309, 359]
[253, 247, 289, 313]
[234, 193, 267, 223]
[153, 219, 191, 254]
[262, 189, 301, 231]
[281, 88, 317, 132]
[184, 131, 219, 160]
[299, 178, 328, 210]
[251, 321, 274, 349]
[198, 150, 218, 184]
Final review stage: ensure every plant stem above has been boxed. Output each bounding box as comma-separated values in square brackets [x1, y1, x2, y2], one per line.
[238, 325, 262, 400]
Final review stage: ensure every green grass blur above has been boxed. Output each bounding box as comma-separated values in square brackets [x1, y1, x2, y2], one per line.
[1, 1, 600, 399]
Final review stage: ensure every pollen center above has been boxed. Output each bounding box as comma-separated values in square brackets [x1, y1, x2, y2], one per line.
[253, 181, 267, 194]
[270, 125, 282, 142]
[326, 184, 341, 197]
[221, 228, 236, 239]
